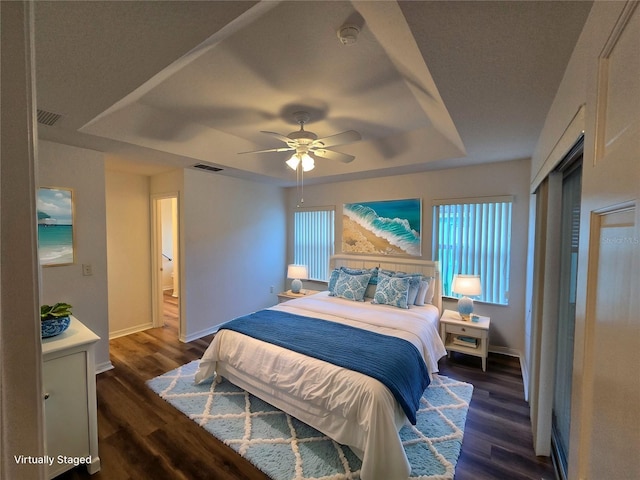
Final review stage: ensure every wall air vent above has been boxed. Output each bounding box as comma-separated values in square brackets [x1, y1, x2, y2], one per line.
[37, 109, 63, 126]
[192, 163, 223, 173]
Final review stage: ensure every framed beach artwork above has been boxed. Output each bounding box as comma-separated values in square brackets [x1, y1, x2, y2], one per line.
[342, 198, 422, 257]
[37, 187, 75, 266]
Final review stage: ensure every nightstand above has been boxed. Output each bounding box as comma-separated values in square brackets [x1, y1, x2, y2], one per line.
[277, 289, 321, 303]
[439, 309, 490, 371]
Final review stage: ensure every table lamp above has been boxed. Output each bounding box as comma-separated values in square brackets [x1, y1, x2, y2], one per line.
[287, 264, 308, 294]
[452, 274, 482, 321]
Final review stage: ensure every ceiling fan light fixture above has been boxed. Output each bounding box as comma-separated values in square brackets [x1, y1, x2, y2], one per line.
[286, 154, 300, 170]
[239, 110, 359, 170]
[287, 153, 315, 172]
[301, 153, 315, 171]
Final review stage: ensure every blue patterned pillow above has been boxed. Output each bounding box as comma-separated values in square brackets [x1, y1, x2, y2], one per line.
[341, 266, 379, 284]
[367, 267, 379, 285]
[372, 272, 411, 309]
[333, 270, 372, 302]
[327, 269, 340, 295]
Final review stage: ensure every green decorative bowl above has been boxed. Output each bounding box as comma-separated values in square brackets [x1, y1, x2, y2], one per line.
[41, 316, 71, 338]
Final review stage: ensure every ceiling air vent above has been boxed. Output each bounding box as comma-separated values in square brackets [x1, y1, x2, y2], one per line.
[37, 109, 63, 126]
[192, 163, 223, 173]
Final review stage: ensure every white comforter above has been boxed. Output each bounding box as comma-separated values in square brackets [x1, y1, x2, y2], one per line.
[195, 292, 446, 480]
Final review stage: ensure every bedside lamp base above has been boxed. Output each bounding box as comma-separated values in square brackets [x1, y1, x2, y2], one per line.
[291, 278, 302, 294]
[457, 296, 474, 321]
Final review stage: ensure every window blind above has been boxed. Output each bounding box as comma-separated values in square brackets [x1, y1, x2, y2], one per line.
[433, 197, 513, 305]
[294, 207, 335, 282]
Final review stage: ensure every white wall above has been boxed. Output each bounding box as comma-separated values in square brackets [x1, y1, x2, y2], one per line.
[38, 140, 111, 371]
[287, 158, 531, 355]
[105, 169, 152, 337]
[180, 168, 287, 341]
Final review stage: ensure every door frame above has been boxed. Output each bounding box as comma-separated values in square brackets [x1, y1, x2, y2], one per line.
[151, 192, 181, 334]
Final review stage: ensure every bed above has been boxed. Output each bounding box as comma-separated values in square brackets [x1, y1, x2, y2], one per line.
[195, 254, 447, 480]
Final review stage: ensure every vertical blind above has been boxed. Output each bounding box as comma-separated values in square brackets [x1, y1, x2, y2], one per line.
[433, 197, 513, 305]
[294, 207, 335, 282]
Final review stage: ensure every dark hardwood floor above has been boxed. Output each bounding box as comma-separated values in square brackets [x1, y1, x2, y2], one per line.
[57, 294, 555, 480]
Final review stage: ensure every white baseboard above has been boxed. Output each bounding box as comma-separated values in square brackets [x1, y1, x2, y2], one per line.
[182, 325, 220, 343]
[520, 352, 530, 401]
[109, 322, 154, 340]
[488, 345, 521, 357]
[96, 361, 114, 374]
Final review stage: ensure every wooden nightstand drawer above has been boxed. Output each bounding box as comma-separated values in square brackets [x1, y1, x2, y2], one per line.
[445, 323, 480, 336]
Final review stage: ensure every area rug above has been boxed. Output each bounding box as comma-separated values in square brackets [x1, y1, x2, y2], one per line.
[147, 360, 473, 480]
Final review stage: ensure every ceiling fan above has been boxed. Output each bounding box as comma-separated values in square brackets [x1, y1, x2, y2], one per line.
[239, 111, 361, 171]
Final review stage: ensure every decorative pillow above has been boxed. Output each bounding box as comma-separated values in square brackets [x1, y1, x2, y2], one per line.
[364, 283, 377, 299]
[372, 272, 411, 309]
[424, 276, 436, 304]
[333, 271, 372, 302]
[414, 278, 431, 306]
[341, 266, 379, 284]
[367, 267, 379, 285]
[340, 266, 367, 275]
[379, 269, 397, 277]
[394, 273, 422, 305]
[327, 268, 340, 295]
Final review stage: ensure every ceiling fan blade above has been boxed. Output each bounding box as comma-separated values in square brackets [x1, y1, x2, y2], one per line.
[260, 131, 293, 144]
[312, 149, 355, 163]
[312, 130, 361, 148]
[238, 146, 294, 154]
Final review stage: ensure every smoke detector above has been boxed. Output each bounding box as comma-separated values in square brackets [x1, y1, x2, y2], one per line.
[337, 24, 359, 46]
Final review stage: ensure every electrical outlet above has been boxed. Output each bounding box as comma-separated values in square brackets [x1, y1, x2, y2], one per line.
[82, 264, 93, 276]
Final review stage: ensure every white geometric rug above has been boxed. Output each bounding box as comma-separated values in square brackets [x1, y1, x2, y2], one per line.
[147, 360, 473, 480]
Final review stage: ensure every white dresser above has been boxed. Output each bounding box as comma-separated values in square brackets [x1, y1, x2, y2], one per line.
[41, 317, 100, 478]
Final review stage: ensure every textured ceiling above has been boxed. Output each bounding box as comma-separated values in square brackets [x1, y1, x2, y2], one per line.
[34, 1, 593, 185]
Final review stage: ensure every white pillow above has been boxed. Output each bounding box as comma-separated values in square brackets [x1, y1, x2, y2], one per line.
[414, 278, 430, 306]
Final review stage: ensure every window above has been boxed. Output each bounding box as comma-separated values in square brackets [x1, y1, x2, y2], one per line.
[293, 207, 335, 282]
[433, 196, 512, 305]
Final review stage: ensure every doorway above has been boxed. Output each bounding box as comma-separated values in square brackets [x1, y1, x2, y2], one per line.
[151, 193, 181, 336]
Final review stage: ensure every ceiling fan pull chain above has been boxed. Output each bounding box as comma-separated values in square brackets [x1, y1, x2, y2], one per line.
[295, 162, 304, 207]
[300, 165, 304, 205]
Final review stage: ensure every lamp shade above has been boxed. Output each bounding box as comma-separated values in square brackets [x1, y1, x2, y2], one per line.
[287, 264, 308, 294]
[287, 264, 308, 280]
[451, 275, 482, 296]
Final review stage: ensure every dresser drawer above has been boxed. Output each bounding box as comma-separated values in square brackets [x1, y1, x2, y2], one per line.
[445, 323, 483, 336]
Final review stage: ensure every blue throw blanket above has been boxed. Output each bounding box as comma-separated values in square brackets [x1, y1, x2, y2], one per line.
[219, 309, 429, 424]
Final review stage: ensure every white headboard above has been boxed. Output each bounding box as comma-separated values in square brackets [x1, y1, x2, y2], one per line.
[329, 254, 442, 313]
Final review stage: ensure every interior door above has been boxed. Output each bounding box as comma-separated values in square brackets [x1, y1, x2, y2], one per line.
[568, 4, 640, 478]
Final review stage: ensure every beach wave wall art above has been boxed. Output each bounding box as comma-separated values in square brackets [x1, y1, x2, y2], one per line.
[342, 199, 421, 256]
[37, 187, 74, 266]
